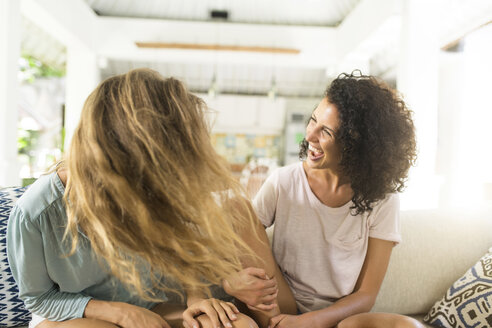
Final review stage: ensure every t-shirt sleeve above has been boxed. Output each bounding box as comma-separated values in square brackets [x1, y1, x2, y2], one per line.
[252, 169, 280, 228]
[368, 193, 402, 244]
[7, 205, 92, 321]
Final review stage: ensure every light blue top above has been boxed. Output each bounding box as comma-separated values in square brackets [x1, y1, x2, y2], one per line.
[6, 172, 168, 321]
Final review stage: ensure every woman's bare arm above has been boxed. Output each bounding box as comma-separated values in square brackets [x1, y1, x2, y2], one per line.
[229, 200, 297, 328]
[269, 238, 394, 328]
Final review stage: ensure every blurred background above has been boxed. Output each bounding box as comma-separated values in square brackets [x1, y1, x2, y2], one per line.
[1, 0, 491, 210]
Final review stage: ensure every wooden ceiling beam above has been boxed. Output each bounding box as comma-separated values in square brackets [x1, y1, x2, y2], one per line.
[135, 42, 300, 54]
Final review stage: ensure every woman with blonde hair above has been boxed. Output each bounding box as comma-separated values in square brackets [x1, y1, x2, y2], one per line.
[7, 68, 296, 328]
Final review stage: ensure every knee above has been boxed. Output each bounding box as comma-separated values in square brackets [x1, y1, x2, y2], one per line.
[38, 318, 119, 328]
[393, 316, 425, 328]
[231, 313, 258, 328]
[195, 313, 258, 328]
[337, 313, 425, 328]
[337, 316, 359, 328]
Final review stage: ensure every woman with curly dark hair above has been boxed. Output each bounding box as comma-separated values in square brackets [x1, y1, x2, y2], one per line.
[226, 72, 423, 327]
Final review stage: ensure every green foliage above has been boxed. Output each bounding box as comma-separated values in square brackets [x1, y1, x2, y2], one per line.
[18, 129, 40, 155]
[16, 55, 65, 179]
[295, 132, 305, 144]
[22, 178, 37, 187]
[60, 126, 66, 153]
[19, 54, 65, 83]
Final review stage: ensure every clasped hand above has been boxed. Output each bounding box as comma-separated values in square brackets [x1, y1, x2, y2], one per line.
[182, 298, 240, 328]
[223, 267, 278, 311]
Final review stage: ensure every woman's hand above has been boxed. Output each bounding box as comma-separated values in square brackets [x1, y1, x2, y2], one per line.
[268, 313, 317, 328]
[223, 267, 278, 311]
[85, 300, 171, 328]
[182, 298, 240, 328]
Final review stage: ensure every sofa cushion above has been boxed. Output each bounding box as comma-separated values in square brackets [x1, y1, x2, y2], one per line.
[423, 248, 492, 328]
[0, 186, 31, 327]
[409, 314, 436, 328]
[373, 207, 492, 315]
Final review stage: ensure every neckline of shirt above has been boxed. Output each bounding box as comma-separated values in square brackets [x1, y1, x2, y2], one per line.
[297, 161, 352, 214]
[52, 170, 66, 194]
[51, 171, 91, 240]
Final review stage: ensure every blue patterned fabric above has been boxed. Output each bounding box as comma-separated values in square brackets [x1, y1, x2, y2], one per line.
[424, 248, 492, 328]
[0, 186, 31, 327]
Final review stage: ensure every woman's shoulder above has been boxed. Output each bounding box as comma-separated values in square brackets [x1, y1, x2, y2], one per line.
[14, 172, 65, 224]
[262, 162, 305, 192]
[378, 193, 400, 208]
[369, 193, 400, 218]
[276, 161, 303, 179]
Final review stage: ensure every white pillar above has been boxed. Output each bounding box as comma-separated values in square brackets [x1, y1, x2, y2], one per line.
[436, 52, 465, 208]
[456, 25, 492, 206]
[397, 0, 440, 210]
[0, 0, 21, 187]
[64, 45, 100, 149]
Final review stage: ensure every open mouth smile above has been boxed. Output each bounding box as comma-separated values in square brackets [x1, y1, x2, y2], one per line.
[308, 144, 324, 161]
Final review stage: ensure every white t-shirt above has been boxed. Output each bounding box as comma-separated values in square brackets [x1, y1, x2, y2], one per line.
[253, 162, 401, 313]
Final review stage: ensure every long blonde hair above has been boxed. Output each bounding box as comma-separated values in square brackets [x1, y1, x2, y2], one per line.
[65, 68, 256, 300]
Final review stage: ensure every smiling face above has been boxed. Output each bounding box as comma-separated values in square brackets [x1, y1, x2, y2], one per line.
[304, 97, 342, 170]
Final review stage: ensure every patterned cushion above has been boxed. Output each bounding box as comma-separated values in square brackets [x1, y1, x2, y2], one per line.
[0, 186, 31, 327]
[424, 248, 492, 328]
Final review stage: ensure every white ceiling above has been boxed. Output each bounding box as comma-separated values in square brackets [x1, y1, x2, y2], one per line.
[20, 0, 492, 97]
[85, 0, 360, 26]
[102, 60, 330, 97]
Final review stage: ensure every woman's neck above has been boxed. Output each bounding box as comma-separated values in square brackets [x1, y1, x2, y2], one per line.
[56, 167, 68, 187]
[303, 162, 349, 190]
[302, 162, 353, 207]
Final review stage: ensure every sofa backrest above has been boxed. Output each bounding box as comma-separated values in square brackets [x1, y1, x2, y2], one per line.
[265, 206, 492, 315]
[373, 207, 492, 314]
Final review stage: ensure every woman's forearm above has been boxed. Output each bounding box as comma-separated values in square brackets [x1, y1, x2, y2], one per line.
[305, 291, 375, 328]
[84, 299, 172, 327]
[241, 212, 296, 314]
[186, 291, 208, 306]
[83, 299, 123, 324]
[236, 218, 294, 327]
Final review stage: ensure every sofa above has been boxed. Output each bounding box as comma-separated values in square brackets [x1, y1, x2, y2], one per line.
[1, 185, 491, 327]
[264, 207, 492, 327]
[370, 207, 492, 327]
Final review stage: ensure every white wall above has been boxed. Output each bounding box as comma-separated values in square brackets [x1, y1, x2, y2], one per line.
[283, 97, 320, 165]
[434, 25, 492, 209]
[201, 94, 286, 135]
[436, 51, 465, 208]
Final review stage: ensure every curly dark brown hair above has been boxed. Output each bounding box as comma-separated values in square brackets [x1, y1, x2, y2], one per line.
[300, 71, 417, 215]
